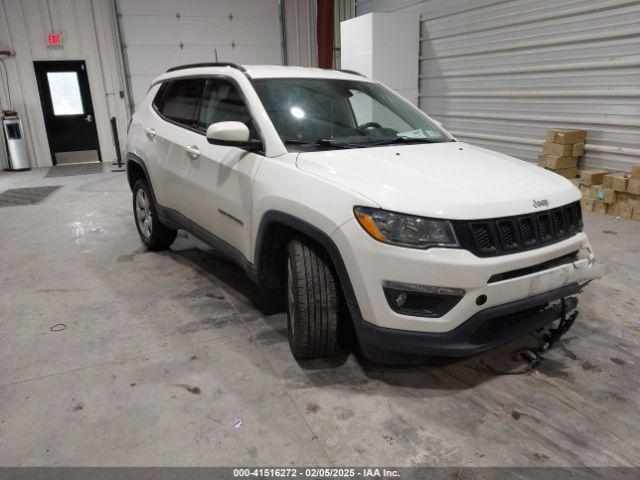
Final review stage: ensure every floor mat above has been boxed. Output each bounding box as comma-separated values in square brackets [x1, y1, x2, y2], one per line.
[0, 186, 62, 207]
[45, 162, 103, 178]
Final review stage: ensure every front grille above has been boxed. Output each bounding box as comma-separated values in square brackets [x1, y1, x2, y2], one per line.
[452, 201, 582, 257]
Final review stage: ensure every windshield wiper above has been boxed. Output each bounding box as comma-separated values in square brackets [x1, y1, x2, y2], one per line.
[283, 138, 368, 149]
[283, 136, 449, 149]
[363, 136, 447, 147]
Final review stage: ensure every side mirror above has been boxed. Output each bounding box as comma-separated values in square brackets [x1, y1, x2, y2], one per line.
[206, 121, 262, 152]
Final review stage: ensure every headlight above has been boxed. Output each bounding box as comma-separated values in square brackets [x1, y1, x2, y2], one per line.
[354, 207, 459, 249]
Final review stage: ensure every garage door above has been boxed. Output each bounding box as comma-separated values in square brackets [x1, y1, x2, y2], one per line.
[356, 0, 640, 172]
[117, 0, 283, 107]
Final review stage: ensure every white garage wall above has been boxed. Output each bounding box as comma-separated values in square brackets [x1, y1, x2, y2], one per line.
[116, 0, 284, 107]
[356, 0, 640, 172]
[0, 0, 128, 168]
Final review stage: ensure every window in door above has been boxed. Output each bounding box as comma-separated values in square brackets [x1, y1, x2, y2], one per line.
[196, 79, 256, 138]
[47, 71, 84, 115]
[160, 79, 206, 127]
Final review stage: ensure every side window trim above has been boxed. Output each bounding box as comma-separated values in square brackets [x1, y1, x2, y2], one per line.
[152, 81, 171, 113]
[149, 74, 266, 151]
[195, 75, 265, 146]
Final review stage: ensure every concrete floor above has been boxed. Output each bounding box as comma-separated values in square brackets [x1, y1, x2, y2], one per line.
[0, 166, 639, 467]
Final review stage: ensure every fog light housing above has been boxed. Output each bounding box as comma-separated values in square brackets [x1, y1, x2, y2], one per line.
[383, 281, 464, 318]
[395, 293, 408, 307]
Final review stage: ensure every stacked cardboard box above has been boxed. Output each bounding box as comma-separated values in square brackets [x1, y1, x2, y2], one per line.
[538, 129, 586, 179]
[578, 165, 640, 221]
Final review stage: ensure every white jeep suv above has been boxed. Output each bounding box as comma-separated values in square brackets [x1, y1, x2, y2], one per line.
[126, 63, 600, 360]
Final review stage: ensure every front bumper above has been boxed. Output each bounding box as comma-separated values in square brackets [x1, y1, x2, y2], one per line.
[331, 218, 602, 356]
[355, 284, 580, 357]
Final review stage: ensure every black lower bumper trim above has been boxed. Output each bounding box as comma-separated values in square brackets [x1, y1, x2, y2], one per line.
[355, 283, 581, 358]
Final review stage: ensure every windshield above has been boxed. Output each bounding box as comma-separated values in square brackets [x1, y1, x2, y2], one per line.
[251, 78, 451, 151]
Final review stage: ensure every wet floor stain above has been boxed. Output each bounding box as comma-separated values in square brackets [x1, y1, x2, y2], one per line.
[255, 327, 288, 345]
[174, 384, 201, 395]
[306, 402, 320, 413]
[247, 446, 258, 460]
[70, 402, 84, 412]
[602, 230, 618, 235]
[610, 357, 626, 365]
[175, 316, 235, 334]
[533, 452, 550, 462]
[116, 255, 133, 263]
[205, 291, 225, 300]
[336, 408, 354, 421]
[561, 346, 579, 360]
[511, 410, 524, 421]
[581, 361, 600, 372]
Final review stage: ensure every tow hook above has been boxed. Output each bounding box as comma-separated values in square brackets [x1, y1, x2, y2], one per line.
[479, 298, 579, 376]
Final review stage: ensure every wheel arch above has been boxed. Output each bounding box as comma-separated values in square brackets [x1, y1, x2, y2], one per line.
[126, 153, 161, 205]
[253, 211, 364, 324]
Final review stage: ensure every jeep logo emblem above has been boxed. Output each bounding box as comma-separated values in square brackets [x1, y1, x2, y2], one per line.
[532, 199, 549, 208]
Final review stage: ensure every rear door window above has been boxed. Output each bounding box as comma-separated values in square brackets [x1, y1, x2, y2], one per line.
[160, 78, 206, 128]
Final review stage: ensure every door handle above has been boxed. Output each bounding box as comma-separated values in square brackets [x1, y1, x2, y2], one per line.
[84, 114, 93, 123]
[145, 128, 157, 140]
[185, 145, 201, 159]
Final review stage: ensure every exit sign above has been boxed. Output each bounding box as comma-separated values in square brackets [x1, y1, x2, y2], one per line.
[47, 34, 62, 46]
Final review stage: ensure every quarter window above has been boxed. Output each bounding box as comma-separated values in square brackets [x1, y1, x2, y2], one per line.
[160, 78, 206, 127]
[152, 82, 170, 111]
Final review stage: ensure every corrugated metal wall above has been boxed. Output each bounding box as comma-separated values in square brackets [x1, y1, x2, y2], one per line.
[356, 0, 640, 172]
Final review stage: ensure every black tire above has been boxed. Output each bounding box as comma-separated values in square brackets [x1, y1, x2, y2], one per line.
[132, 179, 176, 250]
[286, 237, 338, 358]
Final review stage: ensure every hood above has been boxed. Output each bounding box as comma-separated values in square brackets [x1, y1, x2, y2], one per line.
[296, 142, 581, 220]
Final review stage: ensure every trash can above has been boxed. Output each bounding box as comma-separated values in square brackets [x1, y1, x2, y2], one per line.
[2, 111, 30, 171]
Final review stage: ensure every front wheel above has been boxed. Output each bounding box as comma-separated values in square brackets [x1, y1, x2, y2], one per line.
[286, 238, 338, 359]
[132, 179, 176, 250]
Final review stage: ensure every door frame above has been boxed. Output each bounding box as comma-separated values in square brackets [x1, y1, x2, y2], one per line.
[33, 60, 102, 166]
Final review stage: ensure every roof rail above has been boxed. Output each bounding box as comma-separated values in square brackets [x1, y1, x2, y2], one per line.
[339, 69, 365, 77]
[166, 62, 247, 73]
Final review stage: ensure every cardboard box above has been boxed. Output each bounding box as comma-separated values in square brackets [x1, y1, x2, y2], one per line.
[632, 165, 640, 179]
[597, 188, 616, 204]
[581, 169, 608, 185]
[548, 166, 577, 179]
[603, 172, 631, 192]
[633, 205, 640, 221]
[627, 178, 640, 195]
[570, 178, 582, 187]
[545, 155, 578, 170]
[543, 142, 573, 156]
[619, 202, 633, 220]
[606, 203, 620, 216]
[537, 155, 547, 167]
[572, 143, 585, 157]
[581, 197, 595, 212]
[546, 129, 586, 145]
[603, 173, 616, 189]
[594, 200, 607, 214]
[580, 184, 592, 197]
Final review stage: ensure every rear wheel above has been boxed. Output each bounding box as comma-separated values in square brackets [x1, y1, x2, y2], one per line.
[286, 238, 338, 358]
[133, 179, 176, 250]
